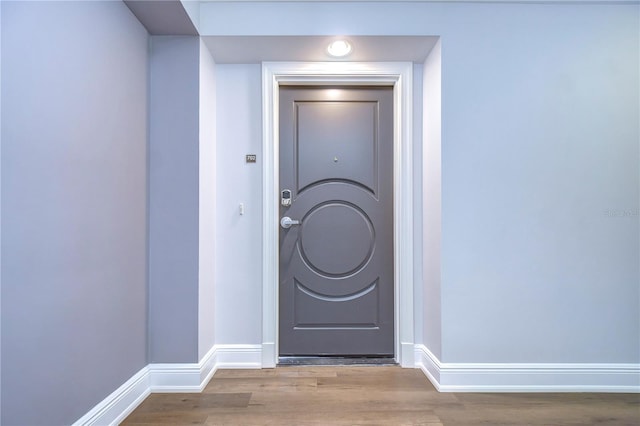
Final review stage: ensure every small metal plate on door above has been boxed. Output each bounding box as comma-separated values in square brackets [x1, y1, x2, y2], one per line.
[246, 154, 257, 163]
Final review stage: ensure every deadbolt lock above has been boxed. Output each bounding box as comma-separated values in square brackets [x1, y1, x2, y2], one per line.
[281, 189, 292, 207]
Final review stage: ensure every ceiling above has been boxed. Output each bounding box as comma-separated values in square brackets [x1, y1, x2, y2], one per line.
[124, 1, 439, 63]
[202, 36, 439, 64]
[124, 0, 198, 35]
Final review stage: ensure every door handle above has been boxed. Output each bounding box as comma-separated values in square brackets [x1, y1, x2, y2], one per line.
[280, 216, 300, 229]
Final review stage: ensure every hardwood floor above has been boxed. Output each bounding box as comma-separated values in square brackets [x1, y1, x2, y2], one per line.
[122, 366, 640, 425]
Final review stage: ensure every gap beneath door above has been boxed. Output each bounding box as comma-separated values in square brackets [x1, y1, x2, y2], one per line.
[278, 356, 397, 366]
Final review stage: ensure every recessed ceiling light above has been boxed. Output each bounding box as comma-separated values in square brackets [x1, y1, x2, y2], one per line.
[327, 40, 352, 58]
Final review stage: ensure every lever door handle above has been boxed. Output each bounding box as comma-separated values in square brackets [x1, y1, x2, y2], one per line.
[280, 216, 300, 229]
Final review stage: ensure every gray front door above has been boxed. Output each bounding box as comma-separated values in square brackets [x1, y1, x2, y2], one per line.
[278, 86, 394, 356]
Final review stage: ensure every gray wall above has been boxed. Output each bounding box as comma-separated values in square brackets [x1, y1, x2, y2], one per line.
[148, 36, 201, 363]
[148, 36, 217, 364]
[1, 1, 148, 424]
[422, 40, 442, 359]
[412, 62, 425, 350]
[214, 65, 263, 345]
[205, 1, 639, 364]
[198, 40, 217, 360]
[148, 36, 216, 363]
[0, 1, 3, 421]
[435, 3, 639, 364]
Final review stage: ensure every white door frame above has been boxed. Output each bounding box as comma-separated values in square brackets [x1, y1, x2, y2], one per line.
[261, 62, 414, 368]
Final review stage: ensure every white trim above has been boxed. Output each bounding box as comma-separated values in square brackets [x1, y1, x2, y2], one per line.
[149, 344, 219, 392]
[74, 344, 261, 425]
[215, 344, 263, 369]
[75, 342, 640, 424]
[148, 364, 204, 393]
[262, 61, 414, 367]
[415, 344, 640, 393]
[72, 367, 150, 426]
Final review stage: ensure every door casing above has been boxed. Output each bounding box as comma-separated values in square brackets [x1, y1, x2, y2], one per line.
[262, 62, 414, 367]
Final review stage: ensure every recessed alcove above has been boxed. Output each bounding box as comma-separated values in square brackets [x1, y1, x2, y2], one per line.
[206, 36, 441, 368]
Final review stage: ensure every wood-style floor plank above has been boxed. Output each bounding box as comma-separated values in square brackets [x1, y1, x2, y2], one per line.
[213, 367, 339, 379]
[204, 376, 318, 394]
[204, 410, 442, 426]
[121, 366, 640, 426]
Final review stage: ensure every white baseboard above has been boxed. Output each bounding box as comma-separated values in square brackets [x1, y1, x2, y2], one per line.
[399, 342, 416, 367]
[261, 341, 276, 368]
[74, 344, 262, 425]
[415, 344, 640, 393]
[72, 367, 150, 426]
[214, 344, 263, 369]
[77, 343, 639, 425]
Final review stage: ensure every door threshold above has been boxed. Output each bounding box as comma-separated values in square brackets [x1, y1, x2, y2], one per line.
[278, 356, 397, 366]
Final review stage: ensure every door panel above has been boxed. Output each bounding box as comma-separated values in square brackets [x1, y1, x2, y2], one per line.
[279, 86, 394, 356]
[296, 102, 377, 194]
